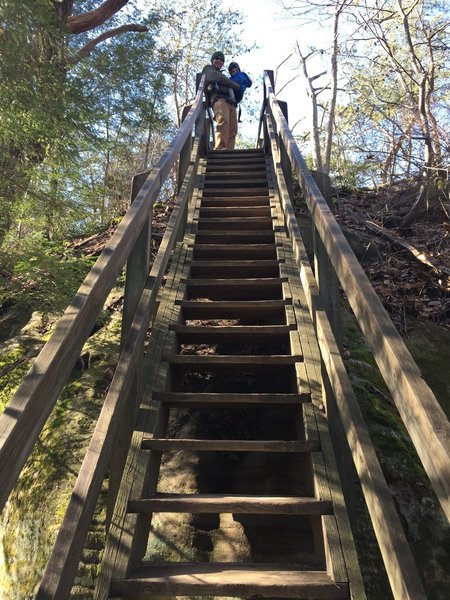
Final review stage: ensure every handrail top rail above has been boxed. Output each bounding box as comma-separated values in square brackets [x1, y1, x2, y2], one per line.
[262, 69, 450, 522]
[0, 74, 207, 512]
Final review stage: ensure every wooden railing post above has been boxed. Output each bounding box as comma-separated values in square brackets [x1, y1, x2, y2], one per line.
[196, 102, 209, 157]
[196, 72, 211, 153]
[261, 70, 274, 154]
[310, 169, 349, 527]
[178, 106, 192, 192]
[312, 171, 342, 348]
[108, 170, 151, 527]
[278, 100, 293, 202]
[121, 171, 152, 343]
[178, 106, 193, 240]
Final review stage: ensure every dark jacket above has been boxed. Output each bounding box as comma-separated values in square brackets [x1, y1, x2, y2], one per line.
[202, 64, 241, 107]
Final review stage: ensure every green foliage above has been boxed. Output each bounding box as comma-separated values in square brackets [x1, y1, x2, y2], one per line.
[69, 10, 174, 221]
[0, 234, 94, 313]
[0, 1, 174, 244]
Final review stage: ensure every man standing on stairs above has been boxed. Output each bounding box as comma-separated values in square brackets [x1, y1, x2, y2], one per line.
[202, 51, 241, 150]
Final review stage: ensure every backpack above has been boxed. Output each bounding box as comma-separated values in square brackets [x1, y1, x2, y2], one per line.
[230, 72, 252, 104]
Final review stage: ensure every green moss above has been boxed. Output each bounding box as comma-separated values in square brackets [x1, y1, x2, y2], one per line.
[0, 346, 33, 410]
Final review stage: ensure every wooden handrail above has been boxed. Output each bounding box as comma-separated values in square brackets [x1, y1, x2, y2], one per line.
[264, 109, 427, 600]
[0, 76, 207, 512]
[261, 70, 450, 524]
[36, 132, 204, 599]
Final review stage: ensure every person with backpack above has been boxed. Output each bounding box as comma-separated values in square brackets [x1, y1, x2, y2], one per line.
[202, 51, 241, 150]
[228, 62, 252, 123]
[228, 62, 252, 103]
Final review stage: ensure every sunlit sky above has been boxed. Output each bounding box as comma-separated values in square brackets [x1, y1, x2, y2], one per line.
[222, 0, 329, 140]
[225, 0, 304, 84]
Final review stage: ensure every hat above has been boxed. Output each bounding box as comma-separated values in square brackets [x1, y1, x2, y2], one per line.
[228, 61, 240, 74]
[211, 51, 225, 63]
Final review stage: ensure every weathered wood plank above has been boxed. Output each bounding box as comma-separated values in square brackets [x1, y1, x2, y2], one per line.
[205, 165, 266, 173]
[111, 564, 349, 598]
[178, 299, 290, 321]
[197, 216, 273, 230]
[153, 391, 310, 406]
[193, 243, 277, 259]
[128, 494, 333, 514]
[202, 188, 270, 198]
[204, 177, 269, 186]
[185, 279, 286, 300]
[164, 354, 303, 372]
[190, 259, 281, 267]
[171, 324, 293, 343]
[185, 277, 287, 285]
[268, 175, 365, 596]
[190, 259, 281, 278]
[93, 241, 193, 599]
[201, 197, 270, 206]
[142, 439, 320, 452]
[199, 206, 271, 217]
[275, 201, 366, 598]
[34, 163, 204, 597]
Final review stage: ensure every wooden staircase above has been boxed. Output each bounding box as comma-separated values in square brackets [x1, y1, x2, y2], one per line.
[95, 149, 350, 599]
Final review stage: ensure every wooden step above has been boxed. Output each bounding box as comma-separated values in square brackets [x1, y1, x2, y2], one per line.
[111, 564, 349, 598]
[127, 494, 333, 515]
[205, 159, 265, 167]
[196, 216, 273, 230]
[190, 259, 281, 278]
[206, 161, 266, 167]
[178, 299, 291, 320]
[152, 391, 310, 407]
[207, 150, 265, 159]
[205, 165, 266, 174]
[199, 206, 271, 218]
[201, 197, 270, 207]
[142, 438, 320, 452]
[205, 171, 267, 179]
[193, 243, 278, 259]
[204, 165, 266, 174]
[171, 324, 293, 344]
[185, 277, 286, 300]
[204, 178, 268, 188]
[194, 230, 275, 244]
[202, 188, 269, 198]
[164, 354, 303, 373]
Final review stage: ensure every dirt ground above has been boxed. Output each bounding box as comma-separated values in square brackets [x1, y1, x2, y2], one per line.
[330, 180, 449, 331]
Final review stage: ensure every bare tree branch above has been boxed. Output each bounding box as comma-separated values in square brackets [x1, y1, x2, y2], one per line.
[66, 0, 131, 34]
[73, 24, 149, 62]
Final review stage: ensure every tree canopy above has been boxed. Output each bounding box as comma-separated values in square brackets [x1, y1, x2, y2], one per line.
[281, 0, 450, 195]
[0, 0, 248, 313]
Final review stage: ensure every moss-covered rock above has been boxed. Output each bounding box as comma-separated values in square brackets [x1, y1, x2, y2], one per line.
[342, 309, 450, 599]
[0, 290, 123, 599]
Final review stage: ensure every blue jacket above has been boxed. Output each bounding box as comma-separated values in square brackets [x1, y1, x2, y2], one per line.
[230, 71, 252, 103]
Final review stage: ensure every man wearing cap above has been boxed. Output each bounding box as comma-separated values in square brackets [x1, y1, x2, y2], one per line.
[202, 51, 241, 150]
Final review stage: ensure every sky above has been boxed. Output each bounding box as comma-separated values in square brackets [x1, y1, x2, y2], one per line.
[221, 0, 329, 142]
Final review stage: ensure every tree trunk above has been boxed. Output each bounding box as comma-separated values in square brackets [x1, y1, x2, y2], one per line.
[323, 1, 346, 175]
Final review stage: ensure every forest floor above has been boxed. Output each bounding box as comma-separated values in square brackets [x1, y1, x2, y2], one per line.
[71, 179, 450, 332]
[330, 180, 450, 332]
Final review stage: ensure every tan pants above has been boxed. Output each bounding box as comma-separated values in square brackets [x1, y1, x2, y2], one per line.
[213, 98, 237, 150]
